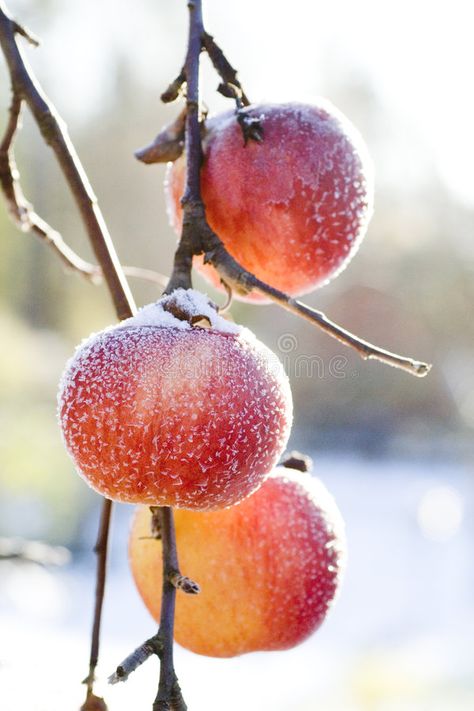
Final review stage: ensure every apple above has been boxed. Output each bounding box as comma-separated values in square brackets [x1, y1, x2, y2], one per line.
[58, 289, 292, 510]
[166, 101, 373, 301]
[129, 466, 346, 657]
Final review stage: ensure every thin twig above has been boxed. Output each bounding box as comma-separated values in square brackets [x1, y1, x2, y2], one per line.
[0, 3, 136, 320]
[154, 507, 187, 711]
[166, 193, 431, 377]
[201, 32, 250, 106]
[122, 266, 168, 289]
[0, 92, 99, 280]
[168, 571, 200, 595]
[109, 507, 197, 708]
[83, 499, 113, 698]
[161, 68, 186, 104]
[207, 242, 431, 375]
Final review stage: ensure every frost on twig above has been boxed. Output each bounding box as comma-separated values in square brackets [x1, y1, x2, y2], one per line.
[108, 639, 158, 684]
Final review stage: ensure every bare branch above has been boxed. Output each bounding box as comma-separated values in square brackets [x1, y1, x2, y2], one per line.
[0, 3, 136, 320]
[110, 507, 188, 708]
[83, 499, 113, 700]
[11, 18, 39, 46]
[0, 113, 100, 281]
[0, 93, 99, 280]
[201, 32, 250, 106]
[208, 234, 432, 377]
[122, 266, 168, 289]
[161, 68, 186, 104]
[153, 506, 187, 710]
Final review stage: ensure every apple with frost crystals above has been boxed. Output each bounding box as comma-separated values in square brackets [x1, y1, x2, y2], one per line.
[129, 465, 346, 657]
[58, 289, 292, 510]
[166, 100, 373, 301]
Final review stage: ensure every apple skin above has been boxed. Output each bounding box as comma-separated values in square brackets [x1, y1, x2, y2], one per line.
[166, 101, 373, 302]
[58, 320, 292, 510]
[129, 467, 346, 657]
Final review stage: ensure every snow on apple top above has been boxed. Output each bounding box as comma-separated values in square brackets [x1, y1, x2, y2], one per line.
[120, 288, 241, 335]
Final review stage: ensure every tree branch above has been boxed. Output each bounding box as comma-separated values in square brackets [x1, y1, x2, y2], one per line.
[109, 507, 193, 710]
[83, 499, 113, 699]
[0, 4, 139, 708]
[161, 68, 186, 104]
[142, 1, 430, 376]
[201, 31, 250, 106]
[0, 2, 136, 320]
[0, 93, 101, 281]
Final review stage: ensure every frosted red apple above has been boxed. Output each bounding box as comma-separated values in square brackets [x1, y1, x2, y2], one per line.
[130, 466, 346, 657]
[166, 101, 373, 301]
[58, 289, 292, 509]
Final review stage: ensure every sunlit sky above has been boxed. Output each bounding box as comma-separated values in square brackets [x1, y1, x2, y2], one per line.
[9, 0, 474, 207]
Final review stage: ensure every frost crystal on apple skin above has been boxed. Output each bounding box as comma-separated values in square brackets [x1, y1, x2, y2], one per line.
[58, 313, 292, 510]
[130, 467, 346, 657]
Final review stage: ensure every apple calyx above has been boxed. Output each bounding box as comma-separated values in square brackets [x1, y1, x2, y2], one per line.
[161, 289, 215, 328]
[120, 288, 241, 335]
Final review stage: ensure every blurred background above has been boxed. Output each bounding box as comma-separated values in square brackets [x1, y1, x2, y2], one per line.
[1, 0, 473, 709]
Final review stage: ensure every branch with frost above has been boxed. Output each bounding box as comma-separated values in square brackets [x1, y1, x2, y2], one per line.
[135, 3, 430, 378]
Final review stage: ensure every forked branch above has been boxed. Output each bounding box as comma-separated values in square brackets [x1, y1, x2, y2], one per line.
[145, 1, 431, 377]
[0, 93, 101, 281]
[0, 2, 136, 320]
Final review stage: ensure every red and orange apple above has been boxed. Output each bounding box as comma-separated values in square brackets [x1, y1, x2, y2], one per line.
[166, 101, 373, 301]
[58, 289, 292, 509]
[129, 466, 346, 657]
